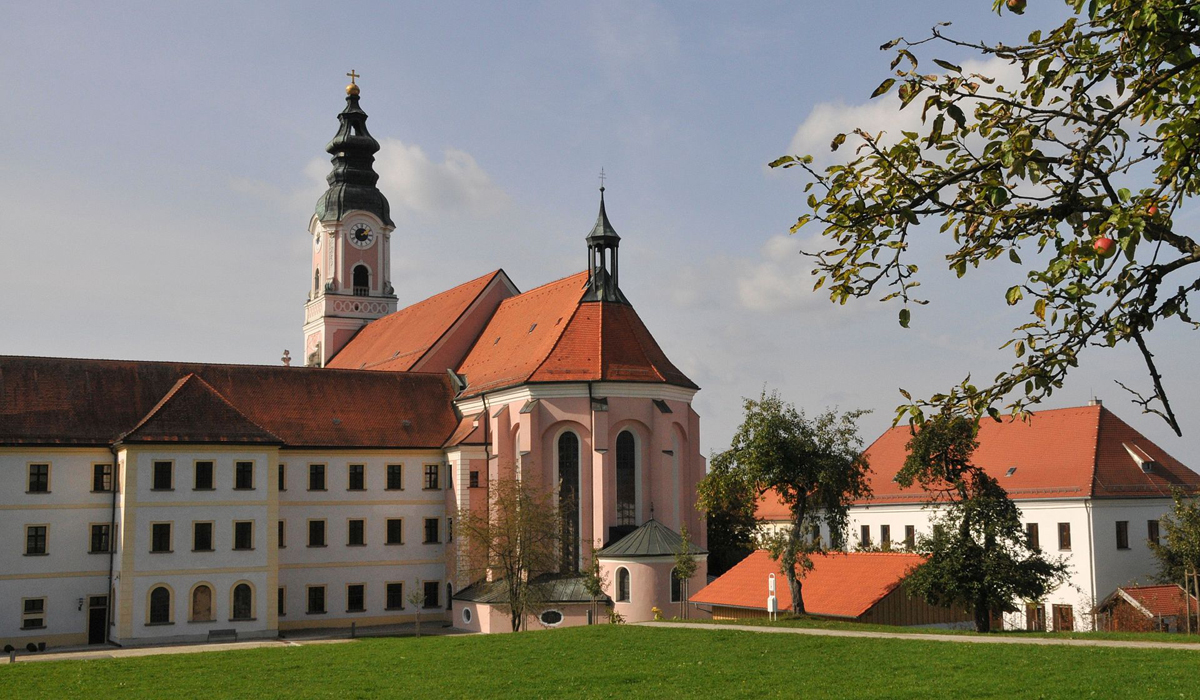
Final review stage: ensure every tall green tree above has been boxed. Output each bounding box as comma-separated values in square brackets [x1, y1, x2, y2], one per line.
[899, 414, 1070, 632]
[699, 390, 871, 614]
[773, 0, 1200, 435]
[697, 463, 758, 576]
[1149, 488, 1200, 596]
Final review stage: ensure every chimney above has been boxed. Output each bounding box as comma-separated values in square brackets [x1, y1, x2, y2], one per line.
[1089, 398, 1102, 407]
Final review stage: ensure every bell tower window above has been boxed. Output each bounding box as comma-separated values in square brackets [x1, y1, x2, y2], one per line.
[314, 269, 321, 295]
[352, 265, 369, 296]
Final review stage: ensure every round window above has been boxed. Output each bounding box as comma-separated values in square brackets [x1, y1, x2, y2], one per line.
[462, 607, 473, 624]
[540, 609, 563, 626]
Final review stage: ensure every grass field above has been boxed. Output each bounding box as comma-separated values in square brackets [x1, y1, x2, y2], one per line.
[681, 614, 1200, 645]
[2, 625, 1198, 699]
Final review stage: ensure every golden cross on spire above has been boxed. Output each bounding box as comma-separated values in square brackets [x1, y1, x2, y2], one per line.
[346, 69, 360, 84]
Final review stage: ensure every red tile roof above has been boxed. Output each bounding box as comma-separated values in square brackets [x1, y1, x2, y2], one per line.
[757, 405, 1200, 518]
[0, 356, 459, 449]
[120, 374, 281, 445]
[443, 412, 486, 447]
[1113, 585, 1200, 617]
[691, 550, 925, 618]
[327, 270, 505, 371]
[455, 271, 696, 397]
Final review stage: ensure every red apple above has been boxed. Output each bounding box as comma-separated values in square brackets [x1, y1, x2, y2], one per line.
[1007, 0, 1027, 14]
[1147, 204, 1159, 216]
[1093, 237, 1116, 257]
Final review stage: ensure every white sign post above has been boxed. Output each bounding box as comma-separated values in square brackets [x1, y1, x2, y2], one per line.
[767, 573, 778, 621]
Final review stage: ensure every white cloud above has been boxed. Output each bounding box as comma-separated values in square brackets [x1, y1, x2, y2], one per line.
[734, 235, 825, 313]
[374, 138, 511, 218]
[786, 57, 1023, 164]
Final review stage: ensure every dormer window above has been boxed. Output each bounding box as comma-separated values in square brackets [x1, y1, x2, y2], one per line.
[1005, 467, 1017, 477]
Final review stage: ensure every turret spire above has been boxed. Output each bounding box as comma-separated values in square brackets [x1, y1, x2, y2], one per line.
[314, 76, 393, 227]
[583, 181, 628, 303]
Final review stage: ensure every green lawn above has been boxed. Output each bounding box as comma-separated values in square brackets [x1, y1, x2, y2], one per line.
[678, 614, 1200, 645]
[2, 625, 1199, 699]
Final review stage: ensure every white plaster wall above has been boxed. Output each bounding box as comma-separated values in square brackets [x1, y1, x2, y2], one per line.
[128, 571, 272, 642]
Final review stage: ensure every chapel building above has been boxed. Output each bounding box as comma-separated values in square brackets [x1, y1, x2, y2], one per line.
[0, 80, 706, 648]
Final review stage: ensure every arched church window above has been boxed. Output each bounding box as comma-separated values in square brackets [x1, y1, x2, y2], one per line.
[616, 431, 636, 526]
[149, 586, 171, 624]
[352, 265, 369, 296]
[558, 431, 580, 572]
[670, 568, 682, 603]
[232, 583, 253, 621]
[616, 567, 630, 603]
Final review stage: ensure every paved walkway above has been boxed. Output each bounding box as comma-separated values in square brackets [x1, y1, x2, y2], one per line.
[1, 621, 464, 665]
[639, 621, 1200, 651]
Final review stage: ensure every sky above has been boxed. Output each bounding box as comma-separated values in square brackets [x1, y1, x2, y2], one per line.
[3, 1, 1197, 463]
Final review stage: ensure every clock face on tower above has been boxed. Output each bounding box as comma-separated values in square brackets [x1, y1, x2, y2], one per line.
[348, 223, 375, 249]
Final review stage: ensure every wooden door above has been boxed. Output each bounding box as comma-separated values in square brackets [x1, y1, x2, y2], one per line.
[1053, 604, 1074, 632]
[1026, 603, 1046, 631]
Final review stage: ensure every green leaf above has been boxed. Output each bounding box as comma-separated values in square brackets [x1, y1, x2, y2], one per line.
[1009, 249, 1022, 264]
[1005, 286, 1023, 305]
[871, 78, 897, 99]
[830, 133, 847, 151]
[933, 59, 962, 73]
[899, 308, 911, 328]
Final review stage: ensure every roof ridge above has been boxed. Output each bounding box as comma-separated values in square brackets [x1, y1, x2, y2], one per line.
[507, 269, 589, 299]
[409, 270, 505, 371]
[120, 373, 195, 440]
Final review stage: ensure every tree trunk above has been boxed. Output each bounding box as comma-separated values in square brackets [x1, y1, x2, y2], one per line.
[974, 593, 990, 633]
[787, 502, 806, 615]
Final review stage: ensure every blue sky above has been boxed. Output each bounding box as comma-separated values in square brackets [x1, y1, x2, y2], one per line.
[4, 1, 1197, 461]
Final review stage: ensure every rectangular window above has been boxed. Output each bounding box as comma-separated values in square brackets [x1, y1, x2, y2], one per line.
[90, 524, 111, 553]
[469, 471, 480, 488]
[424, 517, 439, 544]
[193, 522, 213, 552]
[1058, 522, 1071, 551]
[1116, 520, 1130, 550]
[21, 598, 46, 630]
[194, 461, 214, 490]
[386, 582, 405, 610]
[386, 464, 404, 490]
[904, 525, 916, 549]
[348, 464, 365, 491]
[25, 525, 47, 555]
[277, 520, 286, 548]
[27, 464, 50, 493]
[423, 464, 440, 490]
[1026, 523, 1040, 551]
[348, 519, 365, 546]
[277, 587, 286, 616]
[1148, 519, 1161, 547]
[278, 464, 286, 491]
[386, 518, 404, 545]
[93, 464, 114, 492]
[447, 517, 453, 542]
[307, 586, 326, 614]
[152, 461, 173, 490]
[347, 584, 365, 613]
[308, 520, 326, 547]
[235, 461, 254, 490]
[151, 523, 172, 553]
[234, 521, 254, 550]
[309, 464, 326, 491]
[423, 581, 440, 609]
[859, 524, 870, 548]
[880, 524, 891, 548]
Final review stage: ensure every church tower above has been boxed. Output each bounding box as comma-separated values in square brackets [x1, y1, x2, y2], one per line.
[303, 74, 398, 367]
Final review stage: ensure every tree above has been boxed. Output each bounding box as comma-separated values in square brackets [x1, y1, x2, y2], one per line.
[407, 587, 426, 638]
[1149, 488, 1200, 596]
[673, 524, 699, 620]
[773, 0, 1200, 435]
[699, 390, 871, 614]
[899, 414, 1070, 632]
[581, 542, 608, 625]
[697, 462, 759, 576]
[455, 477, 563, 632]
